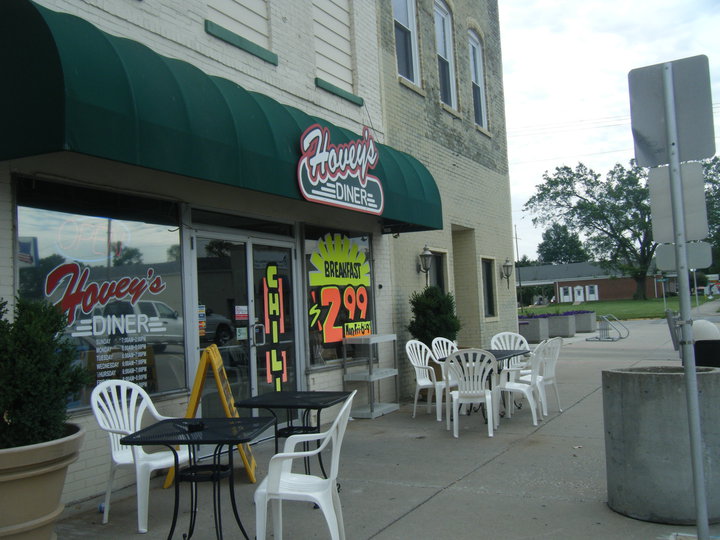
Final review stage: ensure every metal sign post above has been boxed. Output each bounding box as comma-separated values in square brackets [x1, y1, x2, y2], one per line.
[663, 61, 708, 539]
[629, 55, 715, 540]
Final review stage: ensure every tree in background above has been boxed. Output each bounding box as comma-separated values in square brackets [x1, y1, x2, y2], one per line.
[167, 244, 181, 262]
[111, 243, 143, 266]
[537, 223, 589, 264]
[524, 161, 654, 300]
[515, 255, 539, 267]
[703, 156, 720, 273]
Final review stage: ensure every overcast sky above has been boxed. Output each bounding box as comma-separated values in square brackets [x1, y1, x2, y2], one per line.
[498, 1, 720, 260]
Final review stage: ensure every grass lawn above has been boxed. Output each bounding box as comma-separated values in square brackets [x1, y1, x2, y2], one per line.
[518, 297, 710, 320]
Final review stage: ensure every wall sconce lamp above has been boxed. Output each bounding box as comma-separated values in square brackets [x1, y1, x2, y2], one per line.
[500, 257, 514, 288]
[417, 245, 433, 286]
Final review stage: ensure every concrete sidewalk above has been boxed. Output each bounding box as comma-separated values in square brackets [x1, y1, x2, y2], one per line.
[57, 306, 720, 539]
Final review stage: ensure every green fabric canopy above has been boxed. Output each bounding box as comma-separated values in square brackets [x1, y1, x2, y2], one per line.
[0, 0, 442, 232]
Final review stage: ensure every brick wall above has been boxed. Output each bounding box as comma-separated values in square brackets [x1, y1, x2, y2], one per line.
[558, 278, 665, 301]
[376, 0, 515, 398]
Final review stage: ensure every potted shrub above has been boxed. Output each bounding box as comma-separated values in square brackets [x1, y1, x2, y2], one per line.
[408, 286, 461, 347]
[0, 298, 90, 540]
[408, 287, 461, 381]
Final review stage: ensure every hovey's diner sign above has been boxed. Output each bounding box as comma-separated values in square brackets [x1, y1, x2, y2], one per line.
[297, 124, 384, 215]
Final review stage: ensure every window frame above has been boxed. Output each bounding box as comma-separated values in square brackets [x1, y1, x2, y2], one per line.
[468, 30, 488, 129]
[433, 0, 457, 109]
[392, 0, 421, 86]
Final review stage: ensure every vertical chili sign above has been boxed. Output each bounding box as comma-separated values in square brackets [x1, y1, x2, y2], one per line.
[308, 234, 372, 344]
[263, 264, 287, 391]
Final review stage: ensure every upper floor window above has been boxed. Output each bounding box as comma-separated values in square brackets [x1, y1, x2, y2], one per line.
[393, 0, 420, 85]
[468, 31, 488, 128]
[434, 0, 456, 108]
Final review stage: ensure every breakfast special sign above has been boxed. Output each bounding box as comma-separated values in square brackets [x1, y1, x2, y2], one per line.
[307, 233, 372, 344]
[297, 124, 384, 215]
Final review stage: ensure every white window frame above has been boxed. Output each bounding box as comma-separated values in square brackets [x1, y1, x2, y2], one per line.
[434, 0, 456, 109]
[392, 0, 420, 85]
[468, 31, 488, 128]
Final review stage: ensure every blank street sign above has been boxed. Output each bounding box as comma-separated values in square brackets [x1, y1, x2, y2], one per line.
[629, 55, 715, 168]
[649, 162, 708, 243]
[656, 242, 712, 271]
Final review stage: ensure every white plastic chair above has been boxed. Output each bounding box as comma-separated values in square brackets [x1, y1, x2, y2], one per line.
[495, 342, 543, 426]
[431, 337, 460, 425]
[406, 340, 446, 421]
[91, 379, 190, 533]
[254, 390, 356, 540]
[521, 336, 563, 415]
[490, 332, 532, 378]
[431, 337, 458, 360]
[445, 349, 498, 438]
[490, 331, 530, 352]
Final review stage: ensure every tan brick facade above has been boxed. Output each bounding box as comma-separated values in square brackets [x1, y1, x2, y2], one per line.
[377, 0, 516, 395]
[1, 0, 515, 507]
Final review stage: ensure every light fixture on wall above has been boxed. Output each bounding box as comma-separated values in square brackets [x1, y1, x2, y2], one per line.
[417, 245, 433, 286]
[500, 257, 514, 288]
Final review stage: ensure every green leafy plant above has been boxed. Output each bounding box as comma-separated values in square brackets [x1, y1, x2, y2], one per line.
[407, 286, 461, 347]
[0, 298, 90, 449]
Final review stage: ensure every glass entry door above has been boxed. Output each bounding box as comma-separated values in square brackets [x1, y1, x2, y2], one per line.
[251, 244, 296, 398]
[195, 235, 297, 417]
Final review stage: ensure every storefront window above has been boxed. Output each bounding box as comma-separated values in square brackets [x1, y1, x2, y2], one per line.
[16, 181, 185, 406]
[304, 229, 374, 365]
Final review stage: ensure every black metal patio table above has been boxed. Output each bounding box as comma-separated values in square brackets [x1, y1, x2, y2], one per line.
[120, 416, 274, 540]
[235, 390, 351, 475]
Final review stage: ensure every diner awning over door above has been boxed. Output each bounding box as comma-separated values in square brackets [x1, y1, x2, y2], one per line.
[0, 0, 442, 233]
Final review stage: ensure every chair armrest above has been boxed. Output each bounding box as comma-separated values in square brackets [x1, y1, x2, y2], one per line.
[105, 426, 132, 436]
[282, 431, 332, 454]
[418, 364, 438, 383]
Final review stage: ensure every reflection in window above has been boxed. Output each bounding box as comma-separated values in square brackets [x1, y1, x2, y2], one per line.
[17, 194, 185, 406]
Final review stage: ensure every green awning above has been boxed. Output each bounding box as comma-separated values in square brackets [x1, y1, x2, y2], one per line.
[0, 0, 442, 233]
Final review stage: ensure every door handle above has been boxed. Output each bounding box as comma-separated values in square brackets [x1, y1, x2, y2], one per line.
[252, 322, 266, 347]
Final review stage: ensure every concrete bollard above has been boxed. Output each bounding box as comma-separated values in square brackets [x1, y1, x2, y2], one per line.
[602, 366, 720, 524]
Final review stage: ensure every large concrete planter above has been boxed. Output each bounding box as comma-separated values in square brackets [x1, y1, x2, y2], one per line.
[518, 318, 549, 343]
[547, 314, 576, 337]
[602, 367, 720, 524]
[573, 312, 597, 333]
[0, 423, 85, 539]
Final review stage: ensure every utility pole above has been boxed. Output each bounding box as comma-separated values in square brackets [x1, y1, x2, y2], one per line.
[514, 225, 523, 306]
